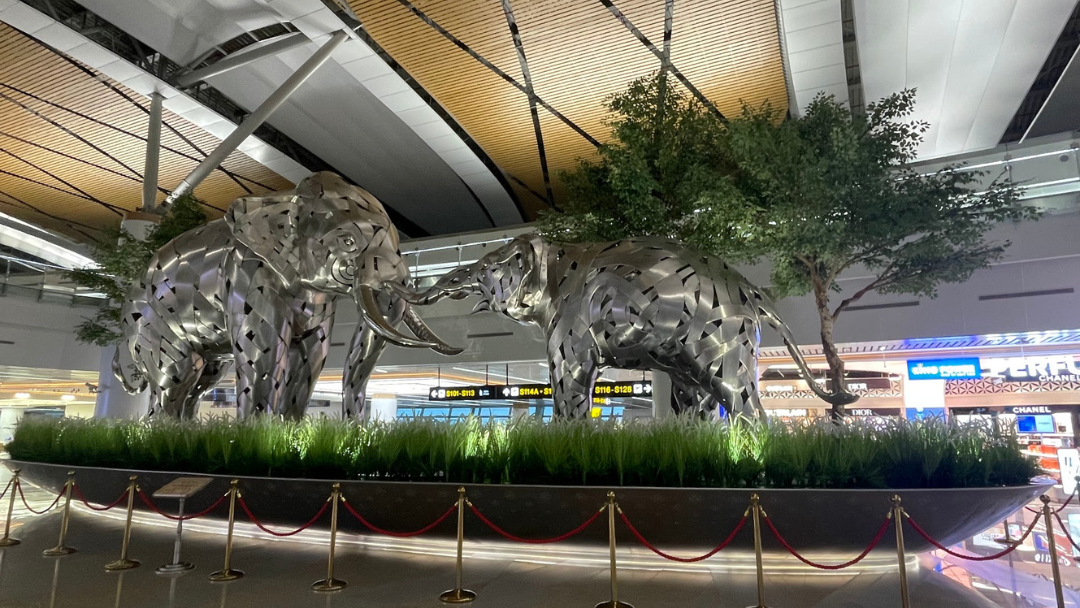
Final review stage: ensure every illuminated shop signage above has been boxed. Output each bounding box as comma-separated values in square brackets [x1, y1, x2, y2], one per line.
[983, 355, 1080, 382]
[429, 381, 653, 401]
[848, 408, 900, 417]
[907, 358, 982, 380]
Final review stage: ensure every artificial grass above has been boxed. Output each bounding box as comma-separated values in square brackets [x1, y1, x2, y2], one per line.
[6, 415, 1040, 489]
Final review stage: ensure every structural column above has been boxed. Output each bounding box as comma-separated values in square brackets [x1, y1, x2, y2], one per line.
[368, 394, 398, 422]
[166, 30, 349, 204]
[651, 371, 673, 419]
[142, 91, 163, 211]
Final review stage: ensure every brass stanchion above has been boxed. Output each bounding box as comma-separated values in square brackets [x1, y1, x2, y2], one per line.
[746, 494, 768, 608]
[105, 476, 140, 570]
[440, 487, 476, 603]
[1041, 495, 1066, 608]
[595, 491, 632, 608]
[312, 483, 346, 593]
[209, 480, 244, 582]
[892, 496, 910, 608]
[0, 469, 21, 547]
[43, 471, 77, 556]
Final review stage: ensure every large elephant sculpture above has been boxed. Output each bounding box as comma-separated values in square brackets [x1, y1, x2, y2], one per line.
[114, 172, 459, 419]
[396, 235, 857, 418]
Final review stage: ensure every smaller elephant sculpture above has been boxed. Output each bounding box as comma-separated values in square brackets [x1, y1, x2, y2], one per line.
[114, 172, 459, 419]
[395, 235, 856, 418]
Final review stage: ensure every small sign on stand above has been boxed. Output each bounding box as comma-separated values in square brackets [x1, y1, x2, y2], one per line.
[154, 477, 212, 576]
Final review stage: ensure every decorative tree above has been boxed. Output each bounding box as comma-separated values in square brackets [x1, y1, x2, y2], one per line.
[535, 74, 751, 253]
[67, 194, 209, 346]
[539, 75, 1037, 417]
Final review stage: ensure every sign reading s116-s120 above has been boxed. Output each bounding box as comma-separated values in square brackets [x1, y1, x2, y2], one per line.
[429, 381, 653, 401]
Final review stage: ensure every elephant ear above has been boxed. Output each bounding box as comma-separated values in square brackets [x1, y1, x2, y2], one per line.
[225, 195, 303, 288]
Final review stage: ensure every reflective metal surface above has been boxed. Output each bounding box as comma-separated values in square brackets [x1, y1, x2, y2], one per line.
[401, 236, 854, 418]
[115, 172, 457, 419]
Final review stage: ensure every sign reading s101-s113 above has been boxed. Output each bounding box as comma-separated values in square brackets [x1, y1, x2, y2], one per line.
[907, 358, 982, 380]
[429, 381, 653, 401]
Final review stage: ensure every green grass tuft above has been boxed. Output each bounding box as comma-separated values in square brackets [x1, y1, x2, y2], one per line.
[5, 415, 1040, 489]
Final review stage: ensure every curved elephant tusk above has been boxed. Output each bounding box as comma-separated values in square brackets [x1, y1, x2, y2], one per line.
[402, 304, 464, 356]
[386, 281, 445, 305]
[358, 285, 441, 349]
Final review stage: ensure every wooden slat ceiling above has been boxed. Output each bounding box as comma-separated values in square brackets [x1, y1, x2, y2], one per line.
[349, 0, 788, 216]
[0, 23, 293, 242]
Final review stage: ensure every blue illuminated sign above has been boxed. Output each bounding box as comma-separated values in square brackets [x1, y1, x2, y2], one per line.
[907, 358, 982, 380]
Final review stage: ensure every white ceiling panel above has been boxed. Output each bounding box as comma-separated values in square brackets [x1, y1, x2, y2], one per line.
[779, 0, 847, 115]
[854, 0, 1075, 160]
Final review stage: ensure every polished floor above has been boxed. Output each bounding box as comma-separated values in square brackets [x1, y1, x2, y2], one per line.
[0, 466, 1075, 608]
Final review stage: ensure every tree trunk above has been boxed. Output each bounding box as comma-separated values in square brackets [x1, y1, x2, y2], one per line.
[813, 286, 847, 420]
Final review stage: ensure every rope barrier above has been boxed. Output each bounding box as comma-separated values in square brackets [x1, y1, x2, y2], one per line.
[618, 509, 747, 562]
[237, 494, 330, 537]
[340, 499, 457, 538]
[1025, 491, 1076, 515]
[17, 482, 64, 514]
[467, 501, 604, 544]
[763, 515, 891, 570]
[72, 485, 128, 512]
[0, 478, 12, 503]
[906, 514, 1039, 561]
[1054, 511, 1080, 553]
[137, 489, 227, 521]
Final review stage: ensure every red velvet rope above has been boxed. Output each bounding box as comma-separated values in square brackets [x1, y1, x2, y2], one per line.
[73, 485, 127, 512]
[0, 478, 12, 503]
[17, 482, 64, 514]
[237, 495, 330, 537]
[906, 514, 1039, 561]
[763, 515, 891, 570]
[468, 502, 603, 544]
[1054, 511, 1080, 552]
[619, 510, 746, 562]
[137, 489, 226, 521]
[1025, 491, 1076, 515]
[340, 499, 457, 538]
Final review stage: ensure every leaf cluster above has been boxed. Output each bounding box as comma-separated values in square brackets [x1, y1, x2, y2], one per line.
[66, 195, 210, 346]
[7, 415, 1039, 489]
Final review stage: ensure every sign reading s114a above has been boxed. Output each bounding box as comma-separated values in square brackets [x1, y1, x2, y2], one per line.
[907, 358, 982, 380]
[429, 381, 653, 401]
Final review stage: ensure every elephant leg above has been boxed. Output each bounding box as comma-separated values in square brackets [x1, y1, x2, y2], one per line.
[229, 299, 293, 418]
[177, 358, 231, 420]
[671, 377, 725, 417]
[155, 355, 207, 419]
[343, 293, 399, 419]
[703, 321, 764, 418]
[548, 347, 599, 418]
[280, 320, 333, 419]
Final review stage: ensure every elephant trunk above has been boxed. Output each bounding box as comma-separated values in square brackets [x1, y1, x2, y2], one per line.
[388, 281, 459, 306]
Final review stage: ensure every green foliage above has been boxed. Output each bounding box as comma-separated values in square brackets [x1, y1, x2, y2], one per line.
[66, 195, 209, 346]
[535, 74, 752, 255]
[7, 415, 1039, 489]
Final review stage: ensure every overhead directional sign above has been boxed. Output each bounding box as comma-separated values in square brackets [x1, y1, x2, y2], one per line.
[429, 381, 653, 401]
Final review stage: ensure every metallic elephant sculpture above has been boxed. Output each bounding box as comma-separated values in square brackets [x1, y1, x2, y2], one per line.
[396, 235, 857, 418]
[114, 172, 460, 419]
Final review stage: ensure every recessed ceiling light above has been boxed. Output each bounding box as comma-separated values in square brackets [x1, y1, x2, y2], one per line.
[14, 392, 29, 399]
[60, 394, 76, 402]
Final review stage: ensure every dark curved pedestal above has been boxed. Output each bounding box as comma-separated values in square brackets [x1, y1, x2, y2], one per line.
[8, 460, 1048, 553]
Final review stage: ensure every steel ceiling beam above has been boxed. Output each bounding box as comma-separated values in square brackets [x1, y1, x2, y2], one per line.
[173, 32, 310, 89]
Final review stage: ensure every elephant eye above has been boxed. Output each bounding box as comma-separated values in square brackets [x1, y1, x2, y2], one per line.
[340, 236, 356, 248]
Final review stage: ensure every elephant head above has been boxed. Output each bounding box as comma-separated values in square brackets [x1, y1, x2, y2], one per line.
[225, 172, 460, 355]
[393, 235, 547, 325]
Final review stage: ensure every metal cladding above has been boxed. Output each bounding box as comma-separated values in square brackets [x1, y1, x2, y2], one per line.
[409, 235, 851, 418]
[115, 172, 450, 419]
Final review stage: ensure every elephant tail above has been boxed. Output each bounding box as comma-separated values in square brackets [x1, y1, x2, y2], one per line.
[754, 292, 859, 407]
[112, 348, 147, 395]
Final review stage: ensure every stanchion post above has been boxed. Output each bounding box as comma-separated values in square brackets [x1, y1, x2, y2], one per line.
[0, 469, 21, 547]
[105, 476, 140, 571]
[594, 491, 632, 608]
[892, 496, 910, 608]
[440, 487, 476, 603]
[209, 480, 243, 582]
[1041, 495, 1066, 608]
[746, 494, 768, 608]
[43, 471, 77, 556]
[312, 483, 346, 593]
